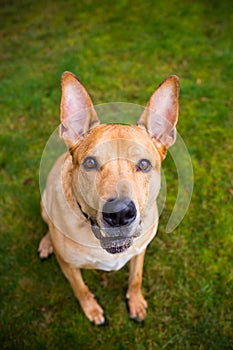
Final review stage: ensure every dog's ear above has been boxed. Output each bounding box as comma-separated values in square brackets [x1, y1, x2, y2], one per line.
[60, 71, 99, 148]
[137, 75, 179, 159]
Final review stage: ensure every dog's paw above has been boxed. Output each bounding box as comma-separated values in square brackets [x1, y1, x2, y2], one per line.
[38, 233, 53, 260]
[126, 292, 148, 322]
[89, 304, 105, 326]
[80, 294, 105, 326]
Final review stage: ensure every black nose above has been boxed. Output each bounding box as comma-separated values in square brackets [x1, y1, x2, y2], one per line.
[102, 198, 137, 227]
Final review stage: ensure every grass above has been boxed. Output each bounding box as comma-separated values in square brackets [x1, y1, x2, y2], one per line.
[0, 0, 232, 349]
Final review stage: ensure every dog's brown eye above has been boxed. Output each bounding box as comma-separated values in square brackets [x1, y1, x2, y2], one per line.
[136, 159, 152, 173]
[83, 157, 98, 170]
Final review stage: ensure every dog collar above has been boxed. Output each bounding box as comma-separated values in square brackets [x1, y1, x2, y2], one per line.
[76, 200, 99, 229]
[76, 200, 103, 241]
[76, 200, 91, 221]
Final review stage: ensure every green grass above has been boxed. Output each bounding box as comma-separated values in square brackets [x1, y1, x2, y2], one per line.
[0, 0, 232, 349]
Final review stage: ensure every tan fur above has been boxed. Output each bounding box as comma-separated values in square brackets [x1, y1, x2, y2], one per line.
[38, 72, 179, 325]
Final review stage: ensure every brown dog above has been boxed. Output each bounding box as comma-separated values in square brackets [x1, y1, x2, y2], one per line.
[38, 72, 179, 325]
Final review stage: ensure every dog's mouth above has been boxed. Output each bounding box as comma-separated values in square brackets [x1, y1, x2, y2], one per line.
[101, 236, 133, 254]
[90, 220, 140, 254]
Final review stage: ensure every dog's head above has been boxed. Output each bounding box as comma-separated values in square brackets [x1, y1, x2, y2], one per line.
[60, 72, 179, 254]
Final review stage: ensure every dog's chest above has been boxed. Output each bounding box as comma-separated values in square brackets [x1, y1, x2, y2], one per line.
[55, 223, 158, 272]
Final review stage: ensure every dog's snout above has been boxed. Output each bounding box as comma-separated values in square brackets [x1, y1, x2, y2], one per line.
[102, 198, 137, 227]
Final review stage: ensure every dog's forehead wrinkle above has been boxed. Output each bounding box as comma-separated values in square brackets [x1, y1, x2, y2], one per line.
[75, 124, 161, 165]
[83, 124, 149, 145]
[83, 128, 158, 160]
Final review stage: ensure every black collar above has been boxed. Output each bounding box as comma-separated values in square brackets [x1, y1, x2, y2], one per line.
[76, 200, 90, 221]
[76, 200, 97, 227]
[76, 200, 102, 240]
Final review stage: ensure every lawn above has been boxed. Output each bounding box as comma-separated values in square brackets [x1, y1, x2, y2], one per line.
[0, 0, 232, 349]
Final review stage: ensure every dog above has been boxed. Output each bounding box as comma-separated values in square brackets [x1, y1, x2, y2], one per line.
[38, 71, 179, 325]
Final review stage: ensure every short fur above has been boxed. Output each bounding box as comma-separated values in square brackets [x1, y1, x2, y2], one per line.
[38, 72, 179, 325]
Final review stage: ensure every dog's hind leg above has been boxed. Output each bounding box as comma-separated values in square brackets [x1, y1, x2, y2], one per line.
[38, 194, 54, 259]
[56, 256, 105, 326]
[126, 250, 148, 322]
[38, 232, 54, 260]
[41, 192, 49, 224]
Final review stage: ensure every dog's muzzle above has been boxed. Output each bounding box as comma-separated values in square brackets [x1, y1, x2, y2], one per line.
[91, 198, 140, 254]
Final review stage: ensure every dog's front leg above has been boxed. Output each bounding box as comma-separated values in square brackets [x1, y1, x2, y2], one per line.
[126, 250, 148, 322]
[56, 256, 105, 325]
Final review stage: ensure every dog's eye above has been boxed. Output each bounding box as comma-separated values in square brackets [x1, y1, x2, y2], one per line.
[83, 157, 98, 170]
[136, 159, 152, 173]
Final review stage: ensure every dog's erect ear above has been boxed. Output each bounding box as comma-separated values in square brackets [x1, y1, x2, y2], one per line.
[60, 71, 99, 148]
[137, 75, 179, 158]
